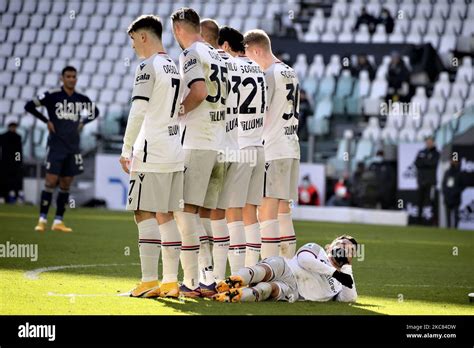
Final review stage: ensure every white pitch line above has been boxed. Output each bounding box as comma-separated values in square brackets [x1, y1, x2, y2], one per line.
[365, 283, 473, 289]
[47, 292, 117, 297]
[24, 263, 140, 280]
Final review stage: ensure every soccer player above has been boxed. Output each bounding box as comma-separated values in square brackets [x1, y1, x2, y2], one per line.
[119, 15, 184, 298]
[213, 235, 358, 303]
[25, 66, 99, 233]
[171, 8, 228, 297]
[217, 26, 267, 270]
[194, 18, 231, 285]
[243, 30, 300, 259]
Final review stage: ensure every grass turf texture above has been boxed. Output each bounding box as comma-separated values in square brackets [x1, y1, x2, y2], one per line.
[0, 205, 473, 315]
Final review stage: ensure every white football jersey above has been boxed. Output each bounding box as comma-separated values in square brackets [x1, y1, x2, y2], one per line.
[234, 56, 266, 150]
[287, 243, 356, 302]
[130, 52, 184, 172]
[264, 61, 300, 161]
[179, 41, 228, 151]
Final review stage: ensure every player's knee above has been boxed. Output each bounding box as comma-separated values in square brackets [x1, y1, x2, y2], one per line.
[134, 210, 155, 224]
[269, 282, 281, 299]
[156, 212, 173, 225]
[278, 200, 291, 214]
[261, 263, 274, 282]
[210, 208, 225, 220]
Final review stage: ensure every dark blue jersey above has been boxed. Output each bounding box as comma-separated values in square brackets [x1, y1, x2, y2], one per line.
[25, 87, 99, 154]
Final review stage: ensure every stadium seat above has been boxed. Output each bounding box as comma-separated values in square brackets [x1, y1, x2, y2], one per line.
[302, 77, 318, 100]
[314, 75, 336, 103]
[422, 112, 440, 130]
[398, 2, 416, 19]
[398, 128, 416, 143]
[451, 81, 470, 100]
[410, 86, 428, 114]
[98, 2, 113, 16]
[354, 24, 370, 43]
[433, 72, 451, 99]
[372, 24, 387, 44]
[333, 70, 354, 114]
[13, 71, 28, 86]
[325, 54, 341, 77]
[386, 111, 405, 130]
[293, 53, 308, 82]
[380, 126, 398, 145]
[427, 96, 445, 115]
[456, 57, 473, 83]
[362, 116, 381, 142]
[308, 54, 325, 78]
[445, 98, 464, 115]
[416, 127, 434, 142]
[354, 138, 374, 161]
[404, 113, 422, 130]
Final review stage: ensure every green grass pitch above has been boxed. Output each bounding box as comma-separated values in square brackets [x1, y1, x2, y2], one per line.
[0, 204, 473, 315]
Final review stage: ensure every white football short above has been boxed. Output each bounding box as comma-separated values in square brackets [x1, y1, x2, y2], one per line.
[263, 158, 300, 201]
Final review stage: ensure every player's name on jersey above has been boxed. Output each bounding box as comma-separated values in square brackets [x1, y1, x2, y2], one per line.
[241, 117, 264, 131]
[225, 60, 238, 72]
[54, 100, 96, 121]
[210, 110, 225, 122]
[226, 116, 238, 132]
[284, 124, 298, 135]
[162, 64, 179, 75]
[240, 64, 263, 74]
[168, 124, 179, 136]
[280, 70, 297, 79]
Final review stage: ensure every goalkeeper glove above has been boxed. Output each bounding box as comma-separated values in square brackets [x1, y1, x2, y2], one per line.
[332, 270, 353, 288]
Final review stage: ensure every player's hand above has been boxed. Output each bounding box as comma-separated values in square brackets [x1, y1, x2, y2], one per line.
[78, 122, 84, 132]
[119, 156, 130, 174]
[332, 270, 353, 289]
[47, 121, 55, 133]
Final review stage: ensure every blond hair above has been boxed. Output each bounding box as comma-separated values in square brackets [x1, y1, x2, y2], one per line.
[243, 29, 271, 51]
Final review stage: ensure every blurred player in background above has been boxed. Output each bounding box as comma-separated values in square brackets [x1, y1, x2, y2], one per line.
[120, 15, 184, 298]
[25, 66, 99, 233]
[213, 235, 358, 303]
[217, 26, 267, 270]
[171, 7, 228, 297]
[196, 18, 231, 286]
[243, 30, 300, 259]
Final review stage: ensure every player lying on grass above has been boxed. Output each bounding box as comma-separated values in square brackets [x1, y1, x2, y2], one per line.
[212, 235, 358, 302]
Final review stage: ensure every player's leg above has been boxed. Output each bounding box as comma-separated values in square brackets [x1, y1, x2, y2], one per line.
[258, 197, 280, 258]
[50, 175, 74, 232]
[278, 158, 299, 258]
[202, 160, 229, 290]
[157, 171, 183, 298]
[278, 200, 296, 258]
[131, 209, 161, 298]
[226, 208, 245, 274]
[209, 208, 229, 286]
[197, 207, 215, 286]
[175, 149, 217, 296]
[35, 172, 59, 232]
[243, 147, 265, 266]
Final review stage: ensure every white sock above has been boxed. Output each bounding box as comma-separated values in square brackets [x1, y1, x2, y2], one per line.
[260, 219, 280, 259]
[240, 282, 273, 302]
[39, 216, 47, 223]
[137, 218, 161, 282]
[211, 219, 230, 282]
[160, 220, 181, 284]
[174, 211, 200, 290]
[53, 218, 62, 225]
[196, 216, 214, 285]
[278, 213, 296, 258]
[244, 223, 261, 267]
[201, 217, 213, 240]
[235, 264, 267, 285]
[228, 221, 246, 274]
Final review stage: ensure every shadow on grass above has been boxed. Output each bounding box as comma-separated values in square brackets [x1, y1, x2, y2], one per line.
[152, 297, 383, 315]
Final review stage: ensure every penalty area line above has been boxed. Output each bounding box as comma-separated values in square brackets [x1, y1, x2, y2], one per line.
[25, 263, 140, 280]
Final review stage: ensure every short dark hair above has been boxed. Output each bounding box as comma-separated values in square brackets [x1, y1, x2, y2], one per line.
[62, 66, 77, 76]
[7, 122, 18, 128]
[218, 26, 245, 53]
[170, 7, 200, 32]
[127, 14, 163, 40]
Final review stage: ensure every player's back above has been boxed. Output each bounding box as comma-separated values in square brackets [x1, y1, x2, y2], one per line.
[179, 41, 228, 151]
[218, 49, 239, 153]
[133, 52, 184, 167]
[287, 243, 343, 301]
[234, 56, 266, 150]
[264, 61, 300, 161]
